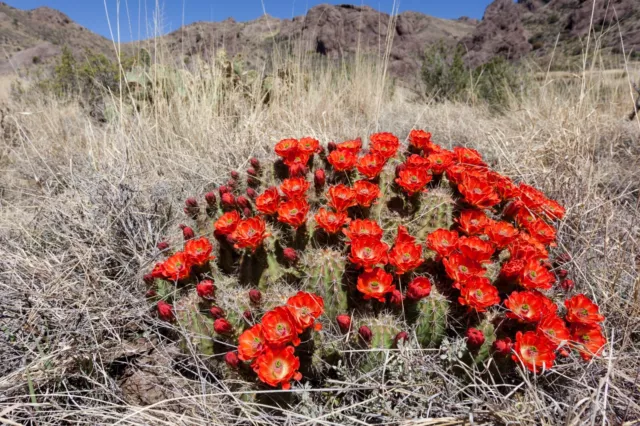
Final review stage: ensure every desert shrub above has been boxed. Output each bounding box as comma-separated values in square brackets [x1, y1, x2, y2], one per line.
[421, 43, 468, 102]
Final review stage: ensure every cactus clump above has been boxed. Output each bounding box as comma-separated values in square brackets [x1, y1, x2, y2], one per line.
[411, 289, 450, 348]
[301, 248, 348, 320]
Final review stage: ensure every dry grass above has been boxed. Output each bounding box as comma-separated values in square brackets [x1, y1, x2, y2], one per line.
[0, 48, 639, 425]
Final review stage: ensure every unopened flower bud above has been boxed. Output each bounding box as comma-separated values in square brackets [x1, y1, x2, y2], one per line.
[243, 310, 254, 322]
[210, 306, 225, 319]
[157, 241, 169, 251]
[358, 325, 372, 344]
[143, 274, 155, 285]
[555, 253, 571, 266]
[389, 289, 403, 305]
[246, 188, 257, 199]
[205, 191, 217, 206]
[466, 328, 485, 348]
[394, 331, 409, 347]
[145, 289, 156, 298]
[185, 197, 198, 208]
[157, 300, 174, 322]
[327, 142, 337, 152]
[405, 277, 431, 301]
[283, 247, 298, 263]
[227, 178, 237, 189]
[395, 163, 406, 177]
[560, 279, 575, 292]
[250, 158, 261, 170]
[336, 315, 351, 334]
[196, 280, 215, 299]
[225, 351, 240, 368]
[314, 169, 326, 188]
[221, 193, 236, 208]
[237, 196, 250, 209]
[249, 289, 262, 304]
[556, 269, 568, 279]
[218, 186, 230, 196]
[288, 163, 307, 177]
[214, 318, 233, 335]
[182, 226, 195, 240]
[559, 347, 571, 357]
[243, 207, 252, 217]
[247, 167, 257, 177]
[493, 337, 513, 355]
[230, 171, 240, 180]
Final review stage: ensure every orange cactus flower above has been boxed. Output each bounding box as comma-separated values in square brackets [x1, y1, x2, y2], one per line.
[446, 163, 480, 185]
[456, 236, 495, 264]
[537, 314, 570, 348]
[533, 290, 558, 316]
[458, 174, 501, 209]
[336, 138, 363, 155]
[277, 199, 309, 228]
[283, 151, 311, 169]
[286, 291, 325, 332]
[442, 252, 486, 282]
[280, 178, 310, 200]
[261, 306, 301, 346]
[214, 211, 241, 235]
[343, 219, 384, 242]
[485, 220, 519, 249]
[508, 234, 548, 262]
[570, 323, 606, 361]
[395, 167, 432, 195]
[408, 129, 434, 151]
[298, 137, 320, 155]
[518, 258, 555, 290]
[405, 154, 431, 169]
[456, 209, 490, 236]
[426, 228, 460, 259]
[426, 150, 454, 175]
[314, 208, 350, 234]
[540, 198, 566, 221]
[525, 219, 557, 247]
[349, 236, 389, 271]
[237, 324, 266, 361]
[492, 173, 521, 200]
[356, 153, 386, 179]
[327, 184, 357, 212]
[255, 187, 281, 215]
[370, 132, 400, 159]
[231, 216, 269, 251]
[389, 227, 423, 274]
[275, 138, 299, 159]
[162, 252, 192, 281]
[453, 146, 486, 166]
[512, 331, 556, 373]
[457, 277, 500, 312]
[514, 207, 537, 229]
[184, 237, 215, 266]
[518, 183, 546, 211]
[505, 290, 547, 323]
[328, 149, 358, 172]
[356, 268, 396, 302]
[500, 258, 526, 280]
[353, 180, 381, 207]
[564, 294, 605, 325]
[254, 345, 302, 390]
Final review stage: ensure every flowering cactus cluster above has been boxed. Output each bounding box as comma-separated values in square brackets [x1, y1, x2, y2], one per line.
[144, 129, 607, 390]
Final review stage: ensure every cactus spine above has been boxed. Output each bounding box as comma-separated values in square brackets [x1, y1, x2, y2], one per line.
[302, 249, 348, 319]
[411, 290, 450, 348]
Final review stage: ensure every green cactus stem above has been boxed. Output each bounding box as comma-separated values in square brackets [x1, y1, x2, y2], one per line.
[410, 290, 450, 348]
[301, 249, 348, 320]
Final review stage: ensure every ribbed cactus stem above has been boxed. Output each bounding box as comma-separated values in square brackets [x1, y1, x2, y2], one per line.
[469, 318, 497, 366]
[412, 290, 449, 348]
[174, 293, 216, 356]
[415, 188, 454, 241]
[302, 249, 348, 320]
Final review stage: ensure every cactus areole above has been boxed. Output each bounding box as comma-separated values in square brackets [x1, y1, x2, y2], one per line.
[145, 130, 606, 390]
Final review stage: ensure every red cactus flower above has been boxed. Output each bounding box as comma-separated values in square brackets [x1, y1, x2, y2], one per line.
[540, 198, 566, 221]
[349, 237, 389, 271]
[343, 219, 383, 242]
[205, 191, 217, 206]
[358, 325, 373, 343]
[466, 328, 485, 348]
[570, 323, 606, 361]
[162, 252, 192, 281]
[157, 300, 174, 322]
[426, 150, 455, 175]
[261, 306, 301, 346]
[356, 153, 386, 179]
[394, 331, 409, 347]
[214, 318, 234, 335]
[534, 291, 558, 316]
[426, 228, 460, 259]
[453, 146, 486, 166]
[370, 132, 400, 160]
[298, 137, 320, 155]
[390, 288, 404, 305]
[356, 267, 395, 302]
[518, 183, 546, 211]
[458, 174, 501, 209]
[328, 149, 358, 172]
[485, 220, 519, 249]
[560, 279, 575, 292]
[214, 211, 241, 236]
[275, 138, 299, 159]
[518, 258, 555, 290]
[508, 234, 548, 262]
[237, 324, 265, 361]
[287, 161, 308, 177]
[493, 337, 513, 356]
[254, 345, 302, 390]
[315, 208, 350, 234]
[286, 291, 325, 332]
[537, 314, 570, 348]
[493, 173, 521, 200]
[327, 184, 357, 212]
[181, 225, 195, 240]
[336, 138, 362, 155]
[249, 289, 262, 304]
[353, 180, 381, 208]
[389, 234, 423, 275]
[210, 306, 225, 319]
[505, 291, 547, 323]
[405, 154, 431, 169]
[457, 277, 500, 312]
[456, 209, 490, 236]
[277, 199, 310, 228]
[196, 280, 215, 299]
[408, 129, 434, 151]
[456, 236, 495, 264]
[314, 169, 326, 188]
[255, 187, 280, 215]
[405, 277, 432, 301]
[395, 167, 432, 195]
[283, 247, 298, 263]
[442, 252, 486, 283]
[184, 237, 215, 266]
[512, 331, 556, 373]
[231, 216, 269, 251]
[564, 294, 605, 325]
[336, 314, 352, 333]
[526, 219, 557, 247]
[224, 351, 240, 368]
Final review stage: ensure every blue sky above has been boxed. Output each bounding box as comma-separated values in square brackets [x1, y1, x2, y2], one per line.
[6, 0, 493, 42]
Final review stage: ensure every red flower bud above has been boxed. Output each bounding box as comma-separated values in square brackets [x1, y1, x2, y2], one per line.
[556, 269, 568, 279]
[196, 280, 215, 299]
[395, 163, 406, 177]
[230, 171, 240, 180]
[227, 178, 237, 189]
[466, 328, 485, 348]
[560, 279, 575, 292]
[288, 163, 307, 177]
[237, 196, 250, 209]
[225, 351, 240, 368]
[246, 188, 257, 200]
[250, 158, 261, 170]
[558, 347, 571, 357]
[283, 247, 298, 263]
[541, 259, 553, 270]
[405, 277, 432, 301]
[205, 191, 217, 206]
[219, 186, 230, 196]
[247, 168, 258, 177]
[185, 197, 198, 208]
[214, 318, 233, 335]
[182, 226, 195, 240]
[394, 331, 409, 347]
[327, 142, 337, 152]
[358, 325, 373, 344]
[157, 241, 169, 251]
[221, 193, 236, 208]
[336, 315, 352, 334]
[210, 306, 225, 319]
[145, 289, 156, 298]
[555, 253, 571, 266]
[249, 289, 262, 304]
[493, 337, 513, 355]
[143, 274, 154, 285]
[243, 310, 254, 322]
[389, 289, 404, 305]
[242, 207, 252, 218]
[314, 169, 326, 188]
[157, 300, 174, 322]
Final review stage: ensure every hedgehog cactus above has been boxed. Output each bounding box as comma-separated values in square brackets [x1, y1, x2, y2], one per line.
[143, 129, 609, 392]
